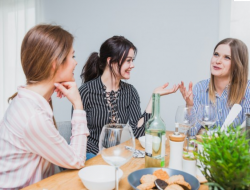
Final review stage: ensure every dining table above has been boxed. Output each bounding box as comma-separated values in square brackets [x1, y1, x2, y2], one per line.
[22, 131, 208, 190]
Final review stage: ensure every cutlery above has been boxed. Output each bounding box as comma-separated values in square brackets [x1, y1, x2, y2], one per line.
[154, 179, 168, 190]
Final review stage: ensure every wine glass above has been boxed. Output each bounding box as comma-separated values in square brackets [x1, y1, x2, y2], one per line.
[175, 105, 196, 152]
[99, 124, 135, 190]
[197, 103, 217, 136]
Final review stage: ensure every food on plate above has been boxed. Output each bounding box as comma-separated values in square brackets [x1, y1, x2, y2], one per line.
[165, 184, 184, 190]
[154, 179, 168, 189]
[153, 169, 169, 180]
[165, 175, 191, 190]
[140, 174, 157, 184]
[174, 180, 191, 190]
[136, 182, 156, 190]
[136, 169, 191, 190]
[165, 175, 184, 184]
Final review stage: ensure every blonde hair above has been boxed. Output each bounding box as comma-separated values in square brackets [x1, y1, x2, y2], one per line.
[209, 38, 248, 106]
[8, 24, 74, 127]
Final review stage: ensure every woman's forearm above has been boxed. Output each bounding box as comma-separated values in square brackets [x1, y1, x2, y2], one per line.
[137, 97, 152, 127]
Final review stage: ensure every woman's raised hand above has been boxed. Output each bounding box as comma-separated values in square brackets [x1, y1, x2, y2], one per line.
[54, 82, 83, 110]
[179, 81, 193, 106]
[153, 83, 179, 96]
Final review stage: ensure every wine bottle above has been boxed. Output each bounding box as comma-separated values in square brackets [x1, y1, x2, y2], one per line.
[145, 93, 166, 168]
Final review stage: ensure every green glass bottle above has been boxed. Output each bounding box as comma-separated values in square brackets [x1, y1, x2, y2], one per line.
[145, 93, 166, 168]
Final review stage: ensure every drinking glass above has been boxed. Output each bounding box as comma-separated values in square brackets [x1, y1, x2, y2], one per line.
[175, 105, 196, 152]
[197, 103, 217, 136]
[99, 124, 135, 190]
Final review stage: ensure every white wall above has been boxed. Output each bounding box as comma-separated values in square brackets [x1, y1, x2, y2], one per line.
[230, 0, 250, 74]
[39, 0, 231, 131]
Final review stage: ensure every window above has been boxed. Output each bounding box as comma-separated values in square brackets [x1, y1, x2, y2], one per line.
[0, 0, 38, 119]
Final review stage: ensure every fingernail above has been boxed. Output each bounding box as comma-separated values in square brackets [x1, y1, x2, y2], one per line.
[54, 83, 58, 87]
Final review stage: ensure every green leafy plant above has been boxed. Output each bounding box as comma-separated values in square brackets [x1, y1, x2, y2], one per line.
[194, 126, 250, 190]
[206, 182, 224, 190]
[183, 151, 196, 160]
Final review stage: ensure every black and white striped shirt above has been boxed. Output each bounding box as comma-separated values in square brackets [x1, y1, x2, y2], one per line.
[79, 76, 151, 154]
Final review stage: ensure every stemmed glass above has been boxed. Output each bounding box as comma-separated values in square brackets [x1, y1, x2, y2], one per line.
[99, 124, 135, 190]
[197, 103, 217, 136]
[175, 105, 196, 152]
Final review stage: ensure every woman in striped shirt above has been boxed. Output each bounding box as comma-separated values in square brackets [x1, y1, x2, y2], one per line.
[179, 38, 250, 135]
[79, 36, 179, 155]
[0, 25, 89, 189]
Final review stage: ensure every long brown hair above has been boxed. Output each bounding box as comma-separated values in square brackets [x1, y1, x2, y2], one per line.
[209, 38, 248, 106]
[81, 36, 137, 83]
[8, 24, 74, 127]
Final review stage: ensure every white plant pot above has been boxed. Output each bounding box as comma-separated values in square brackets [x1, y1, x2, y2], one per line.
[182, 158, 196, 177]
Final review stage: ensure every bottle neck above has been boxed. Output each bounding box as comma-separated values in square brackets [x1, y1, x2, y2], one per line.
[152, 93, 160, 118]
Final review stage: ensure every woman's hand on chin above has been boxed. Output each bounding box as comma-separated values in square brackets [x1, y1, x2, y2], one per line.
[54, 82, 83, 110]
[153, 83, 179, 96]
[179, 81, 194, 106]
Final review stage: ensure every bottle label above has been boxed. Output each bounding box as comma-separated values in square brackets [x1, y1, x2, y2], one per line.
[145, 134, 152, 157]
[161, 135, 165, 158]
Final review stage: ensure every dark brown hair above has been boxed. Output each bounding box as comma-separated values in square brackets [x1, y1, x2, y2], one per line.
[81, 36, 137, 83]
[209, 38, 248, 106]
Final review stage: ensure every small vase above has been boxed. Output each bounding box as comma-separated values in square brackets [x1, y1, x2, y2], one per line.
[182, 157, 196, 177]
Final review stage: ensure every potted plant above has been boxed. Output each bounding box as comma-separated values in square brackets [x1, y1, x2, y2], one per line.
[194, 126, 250, 190]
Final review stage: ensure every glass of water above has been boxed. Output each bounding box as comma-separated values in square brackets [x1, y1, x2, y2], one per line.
[99, 124, 135, 190]
[197, 103, 217, 136]
[175, 105, 196, 152]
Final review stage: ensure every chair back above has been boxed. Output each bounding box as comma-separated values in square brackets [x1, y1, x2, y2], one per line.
[57, 121, 71, 144]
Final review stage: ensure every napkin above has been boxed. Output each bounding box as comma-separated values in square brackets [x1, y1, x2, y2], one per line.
[125, 146, 145, 158]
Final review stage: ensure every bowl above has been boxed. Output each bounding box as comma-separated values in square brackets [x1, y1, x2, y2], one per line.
[78, 165, 123, 190]
[128, 167, 200, 190]
[139, 136, 167, 149]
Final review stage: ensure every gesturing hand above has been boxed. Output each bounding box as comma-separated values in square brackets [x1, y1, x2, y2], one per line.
[179, 81, 193, 106]
[153, 83, 179, 96]
[54, 82, 83, 110]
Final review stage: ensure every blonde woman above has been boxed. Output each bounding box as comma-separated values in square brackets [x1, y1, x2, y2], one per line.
[179, 38, 250, 135]
[0, 25, 89, 189]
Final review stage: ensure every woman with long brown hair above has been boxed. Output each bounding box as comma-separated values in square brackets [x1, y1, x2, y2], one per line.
[179, 38, 250, 135]
[0, 25, 89, 189]
[79, 36, 179, 156]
